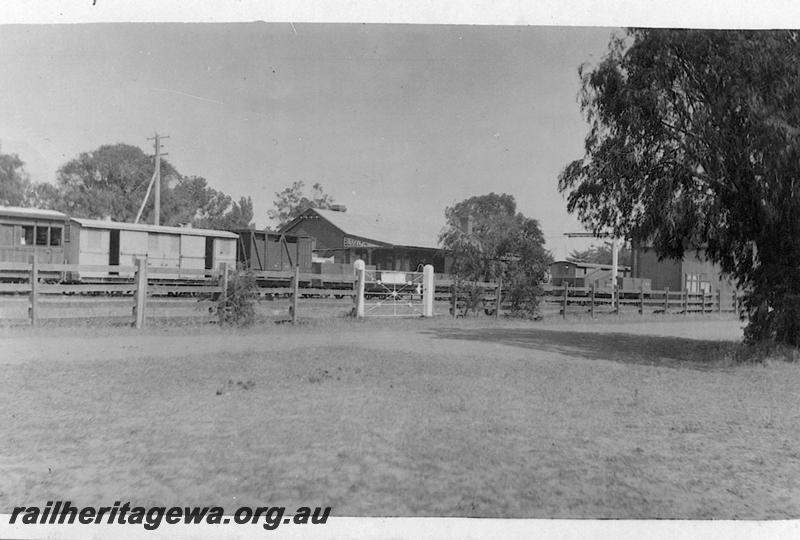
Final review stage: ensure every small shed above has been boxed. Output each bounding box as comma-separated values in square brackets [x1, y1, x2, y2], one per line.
[549, 260, 632, 288]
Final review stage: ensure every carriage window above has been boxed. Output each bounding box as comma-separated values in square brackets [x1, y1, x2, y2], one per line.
[21, 225, 34, 245]
[36, 226, 48, 246]
[0, 225, 13, 246]
[50, 227, 62, 246]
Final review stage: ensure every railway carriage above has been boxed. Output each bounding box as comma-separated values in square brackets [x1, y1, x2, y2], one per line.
[65, 218, 238, 281]
[0, 207, 69, 280]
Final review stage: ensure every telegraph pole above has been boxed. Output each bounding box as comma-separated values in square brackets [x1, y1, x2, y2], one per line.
[146, 132, 169, 226]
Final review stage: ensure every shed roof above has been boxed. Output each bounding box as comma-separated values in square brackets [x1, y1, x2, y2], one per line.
[550, 260, 631, 271]
[0, 206, 68, 220]
[286, 208, 443, 250]
[70, 218, 238, 238]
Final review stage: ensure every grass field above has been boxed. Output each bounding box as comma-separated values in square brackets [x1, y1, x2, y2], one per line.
[1, 316, 798, 519]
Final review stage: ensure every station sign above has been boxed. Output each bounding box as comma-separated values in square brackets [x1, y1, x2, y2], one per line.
[343, 236, 380, 249]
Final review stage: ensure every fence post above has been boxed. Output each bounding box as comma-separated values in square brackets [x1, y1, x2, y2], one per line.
[494, 277, 502, 320]
[219, 262, 229, 306]
[562, 284, 568, 319]
[615, 284, 620, 315]
[664, 287, 669, 315]
[732, 291, 737, 314]
[353, 259, 365, 318]
[701, 291, 706, 314]
[639, 284, 644, 316]
[28, 253, 39, 327]
[682, 289, 688, 315]
[422, 264, 434, 317]
[451, 283, 458, 319]
[590, 284, 595, 318]
[132, 257, 147, 328]
[291, 264, 300, 324]
[717, 289, 722, 313]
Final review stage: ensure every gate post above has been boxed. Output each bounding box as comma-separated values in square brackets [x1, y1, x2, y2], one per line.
[353, 259, 365, 318]
[422, 264, 434, 317]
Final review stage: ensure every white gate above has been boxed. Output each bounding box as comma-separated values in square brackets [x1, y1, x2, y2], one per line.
[363, 269, 426, 317]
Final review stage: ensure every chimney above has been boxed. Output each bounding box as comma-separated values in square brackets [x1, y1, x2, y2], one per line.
[102, 215, 113, 222]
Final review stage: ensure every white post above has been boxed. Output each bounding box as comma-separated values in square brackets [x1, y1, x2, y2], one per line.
[611, 237, 620, 286]
[353, 259, 365, 318]
[422, 264, 434, 317]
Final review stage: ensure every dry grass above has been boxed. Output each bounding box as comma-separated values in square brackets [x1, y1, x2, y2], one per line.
[1, 317, 798, 518]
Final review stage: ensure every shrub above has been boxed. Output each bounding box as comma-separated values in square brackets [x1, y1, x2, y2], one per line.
[217, 270, 258, 326]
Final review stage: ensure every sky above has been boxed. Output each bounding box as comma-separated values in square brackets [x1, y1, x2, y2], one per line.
[0, 23, 618, 259]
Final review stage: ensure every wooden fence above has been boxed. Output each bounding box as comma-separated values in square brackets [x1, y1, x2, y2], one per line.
[442, 283, 741, 318]
[0, 258, 361, 327]
[0, 258, 742, 326]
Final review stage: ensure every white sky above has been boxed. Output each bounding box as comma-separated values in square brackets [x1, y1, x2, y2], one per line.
[1, 1, 799, 260]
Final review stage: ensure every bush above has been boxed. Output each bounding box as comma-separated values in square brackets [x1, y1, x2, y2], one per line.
[505, 280, 545, 319]
[217, 270, 258, 326]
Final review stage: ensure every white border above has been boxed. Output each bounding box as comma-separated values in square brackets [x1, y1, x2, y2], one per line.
[0, 0, 799, 28]
[1, 516, 799, 540]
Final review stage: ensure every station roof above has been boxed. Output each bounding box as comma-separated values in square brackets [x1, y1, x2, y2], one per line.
[0, 206, 68, 220]
[70, 217, 238, 238]
[285, 208, 443, 250]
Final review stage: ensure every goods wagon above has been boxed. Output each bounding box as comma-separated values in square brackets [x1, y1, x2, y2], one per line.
[232, 229, 313, 275]
[65, 218, 238, 281]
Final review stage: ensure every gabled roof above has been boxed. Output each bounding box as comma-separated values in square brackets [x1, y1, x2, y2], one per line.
[0, 206, 68, 220]
[284, 208, 442, 250]
[70, 218, 238, 238]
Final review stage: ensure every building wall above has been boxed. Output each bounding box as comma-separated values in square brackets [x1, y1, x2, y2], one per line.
[634, 249, 682, 291]
[633, 246, 736, 294]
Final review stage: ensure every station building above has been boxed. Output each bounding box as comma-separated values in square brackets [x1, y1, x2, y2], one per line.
[280, 207, 451, 273]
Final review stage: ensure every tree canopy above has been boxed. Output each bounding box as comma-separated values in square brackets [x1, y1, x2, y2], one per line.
[559, 29, 800, 345]
[439, 193, 551, 316]
[0, 148, 33, 206]
[268, 181, 335, 229]
[26, 143, 254, 229]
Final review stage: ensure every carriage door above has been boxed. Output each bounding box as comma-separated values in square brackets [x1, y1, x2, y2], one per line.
[108, 229, 120, 265]
[204, 237, 214, 270]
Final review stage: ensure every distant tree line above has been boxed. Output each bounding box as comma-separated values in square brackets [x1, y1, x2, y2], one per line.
[0, 143, 253, 229]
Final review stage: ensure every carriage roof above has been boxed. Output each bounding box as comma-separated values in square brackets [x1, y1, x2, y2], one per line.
[70, 217, 238, 239]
